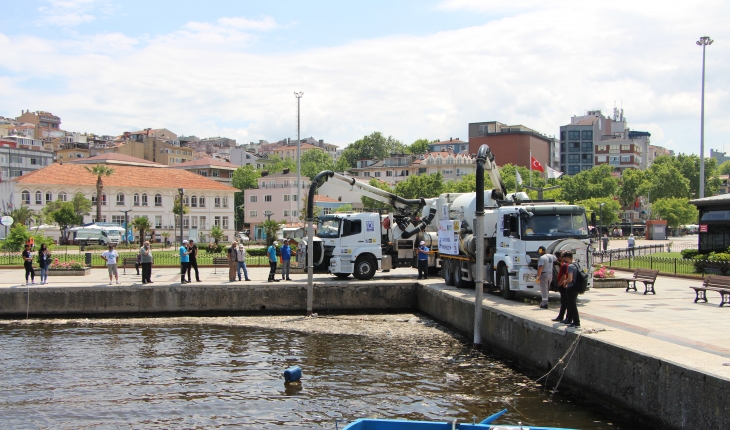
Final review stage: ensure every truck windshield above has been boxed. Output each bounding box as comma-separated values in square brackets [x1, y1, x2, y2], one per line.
[318, 217, 341, 238]
[522, 214, 588, 239]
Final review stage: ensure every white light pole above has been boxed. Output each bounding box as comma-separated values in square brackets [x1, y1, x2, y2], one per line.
[294, 92, 304, 220]
[697, 36, 713, 198]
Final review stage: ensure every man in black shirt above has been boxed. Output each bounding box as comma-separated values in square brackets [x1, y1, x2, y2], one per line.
[187, 239, 200, 282]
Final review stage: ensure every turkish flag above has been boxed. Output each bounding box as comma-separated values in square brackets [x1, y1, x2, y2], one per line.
[530, 156, 545, 172]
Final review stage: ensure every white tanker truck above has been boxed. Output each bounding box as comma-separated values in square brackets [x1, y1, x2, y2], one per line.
[302, 145, 593, 299]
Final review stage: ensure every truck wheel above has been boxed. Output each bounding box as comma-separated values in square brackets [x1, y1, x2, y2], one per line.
[353, 255, 376, 280]
[334, 273, 350, 279]
[499, 266, 516, 300]
[443, 260, 455, 286]
[454, 262, 472, 289]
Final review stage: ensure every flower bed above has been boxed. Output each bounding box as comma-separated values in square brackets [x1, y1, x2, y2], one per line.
[34, 258, 90, 276]
[592, 278, 628, 288]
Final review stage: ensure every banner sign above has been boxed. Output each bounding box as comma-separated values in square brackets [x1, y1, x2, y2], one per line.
[699, 224, 708, 233]
[438, 220, 461, 256]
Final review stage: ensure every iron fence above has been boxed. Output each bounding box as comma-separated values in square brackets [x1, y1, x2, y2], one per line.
[592, 244, 665, 265]
[597, 255, 730, 278]
[0, 251, 294, 267]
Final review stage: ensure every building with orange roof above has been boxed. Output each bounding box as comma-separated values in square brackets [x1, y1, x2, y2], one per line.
[170, 157, 238, 185]
[408, 150, 475, 181]
[11, 162, 237, 243]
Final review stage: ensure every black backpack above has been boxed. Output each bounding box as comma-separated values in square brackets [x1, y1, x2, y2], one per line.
[571, 262, 588, 294]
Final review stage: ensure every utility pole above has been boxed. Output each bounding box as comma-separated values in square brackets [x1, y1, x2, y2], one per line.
[178, 188, 185, 247]
[697, 36, 713, 198]
[294, 92, 304, 221]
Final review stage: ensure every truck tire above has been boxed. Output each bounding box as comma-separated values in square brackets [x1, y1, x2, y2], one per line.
[499, 266, 516, 300]
[353, 255, 376, 280]
[454, 262, 472, 289]
[334, 273, 350, 279]
[443, 260, 455, 286]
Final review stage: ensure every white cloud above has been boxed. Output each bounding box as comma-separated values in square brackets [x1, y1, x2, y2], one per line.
[2, 4, 729, 155]
[37, 0, 101, 27]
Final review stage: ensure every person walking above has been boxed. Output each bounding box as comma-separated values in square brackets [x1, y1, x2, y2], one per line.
[22, 243, 35, 285]
[37, 243, 51, 285]
[416, 240, 430, 280]
[135, 250, 142, 275]
[602, 234, 609, 252]
[140, 241, 153, 284]
[179, 240, 191, 284]
[268, 241, 280, 282]
[101, 244, 120, 285]
[280, 240, 292, 281]
[235, 243, 251, 281]
[227, 241, 238, 282]
[187, 239, 200, 282]
[561, 251, 580, 328]
[536, 246, 557, 309]
[627, 234, 636, 257]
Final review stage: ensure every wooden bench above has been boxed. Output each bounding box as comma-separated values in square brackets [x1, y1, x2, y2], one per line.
[689, 276, 730, 307]
[626, 268, 659, 295]
[213, 257, 229, 274]
[121, 258, 138, 275]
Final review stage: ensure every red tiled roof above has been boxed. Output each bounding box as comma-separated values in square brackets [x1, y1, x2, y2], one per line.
[68, 153, 163, 166]
[15, 163, 237, 191]
[171, 157, 237, 169]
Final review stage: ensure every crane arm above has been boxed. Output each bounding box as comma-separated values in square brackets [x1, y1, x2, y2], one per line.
[480, 145, 507, 199]
[326, 172, 427, 214]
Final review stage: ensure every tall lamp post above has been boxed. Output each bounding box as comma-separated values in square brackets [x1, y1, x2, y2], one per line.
[263, 210, 274, 244]
[294, 92, 303, 221]
[697, 36, 713, 199]
[119, 209, 132, 246]
[178, 188, 185, 247]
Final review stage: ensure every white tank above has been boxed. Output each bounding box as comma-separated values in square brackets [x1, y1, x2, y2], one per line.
[447, 191, 500, 237]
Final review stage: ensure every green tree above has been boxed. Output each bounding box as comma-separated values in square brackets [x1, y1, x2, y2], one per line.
[262, 219, 286, 246]
[335, 203, 353, 213]
[720, 160, 730, 176]
[576, 197, 622, 226]
[9, 206, 34, 227]
[406, 138, 431, 155]
[641, 163, 690, 200]
[173, 195, 190, 217]
[84, 164, 114, 223]
[560, 165, 619, 203]
[334, 157, 352, 173]
[338, 132, 405, 169]
[210, 225, 224, 244]
[300, 148, 335, 180]
[132, 216, 152, 245]
[361, 179, 394, 211]
[499, 164, 545, 193]
[48, 202, 82, 244]
[298, 197, 323, 223]
[265, 155, 296, 174]
[443, 173, 478, 193]
[393, 172, 445, 199]
[651, 197, 698, 228]
[618, 168, 647, 207]
[231, 164, 261, 190]
[71, 192, 92, 222]
[653, 154, 721, 197]
[1, 224, 31, 251]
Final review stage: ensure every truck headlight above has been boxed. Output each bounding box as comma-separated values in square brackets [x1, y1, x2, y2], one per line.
[523, 274, 538, 282]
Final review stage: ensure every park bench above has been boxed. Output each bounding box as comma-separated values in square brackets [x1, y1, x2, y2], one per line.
[626, 268, 659, 295]
[121, 258, 139, 275]
[689, 276, 730, 307]
[213, 257, 230, 274]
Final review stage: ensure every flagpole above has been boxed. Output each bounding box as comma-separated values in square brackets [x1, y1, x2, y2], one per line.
[529, 150, 533, 187]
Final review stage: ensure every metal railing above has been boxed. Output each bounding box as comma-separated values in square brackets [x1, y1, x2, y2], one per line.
[0, 252, 296, 268]
[597, 255, 730, 278]
[592, 244, 665, 265]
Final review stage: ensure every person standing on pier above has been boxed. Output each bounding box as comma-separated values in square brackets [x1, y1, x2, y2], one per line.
[227, 241, 238, 282]
[235, 243, 250, 281]
[416, 241, 430, 280]
[101, 244, 120, 285]
[22, 243, 35, 285]
[140, 241, 153, 284]
[602, 234, 609, 252]
[280, 240, 292, 281]
[536, 246, 556, 309]
[561, 251, 580, 328]
[187, 239, 200, 282]
[179, 240, 191, 284]
[551, 251, 569, 322]
[38, 243, 51, 285]
[268, 241, 280, 282]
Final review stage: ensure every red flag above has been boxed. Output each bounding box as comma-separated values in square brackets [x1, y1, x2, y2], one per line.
[530, 156, 544, 172]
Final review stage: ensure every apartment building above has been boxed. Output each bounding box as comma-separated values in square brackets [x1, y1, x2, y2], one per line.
[229, 147, 272, 169]
[90, 129, 194, 166]
[0, 138, 54, 181]
[171, 157, 238, 185]
[468, 121, 555, 170]
[244, 168, 309, 240]
[409, 150, 476, 180]
[348, 154, 414, 185]
[593, 139, 643, 173]
[710, 149, 730, 165]
[15, 110, 61, 139]
[428, 138, 468, 154]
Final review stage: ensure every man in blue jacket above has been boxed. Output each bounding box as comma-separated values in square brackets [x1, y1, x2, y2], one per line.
[280, 240, 292, 281]
[179, 240, 191, 284]
[268, 241, 280, 283]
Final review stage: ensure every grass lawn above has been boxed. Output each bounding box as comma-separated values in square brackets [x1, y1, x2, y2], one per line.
[605, 254, 700, 277]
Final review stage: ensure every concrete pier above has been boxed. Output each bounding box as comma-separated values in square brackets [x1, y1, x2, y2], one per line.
[0, 266, 728, 430]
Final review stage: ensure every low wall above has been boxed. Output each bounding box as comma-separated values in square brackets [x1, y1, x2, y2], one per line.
[0, 283, 418, 316]
[417, 284, 729, 430]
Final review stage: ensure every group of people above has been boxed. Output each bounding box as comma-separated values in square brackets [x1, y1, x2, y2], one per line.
[22, 242, 51, 285]
[223, 239, 293, 283]
[536, 247, 581, 328]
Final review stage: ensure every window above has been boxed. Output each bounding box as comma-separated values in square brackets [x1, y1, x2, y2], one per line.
[11, 156, 23, 164]
[199, 196, 205, 208]
[212, 170, 220, 177]
[191, 216, 198, 228]
[568, 154, 580, 163]
[183, 195, 189, 206]
[215, 196, 221, 207]
[30, 158, 38, 165]
[568, 130, 581, 140]
[609, 146, 620, 153]
[35, 191, 42, 205]
[596, 145, 607, 152]
[284, 210, 290, 216]
[269, 180, 275, 188]
[22, 190, 30, 205]
[386, 171, 393, 176]
[92, 193, 107, 206]
[133, 193, 140, 206]
[142, 193, 148, 206]
[249, 211, 257, 218]
[292, 194, 297, 202]
[214, 216, 221, 227]
[155, 216, 162, 229]
[11, 170, 23, 178]
[112, 215, 125, 225]
[292, 210, 298, 217]
[621, 156, 632, 163]
[581, 142, 592, 152]
[582, 130, 593, 140]
[92, 216, 107, 223]
[364, 172, 370, 177]
[374, 172, 381, 177]
[191, 195, 198, 207]
[260, 181, 267, 188]
[199, 170, 208, 176]
[596, 155, 607, 163]
[342, 219, 362, 237]
[222, 216, 229, 229]
[323, 208, 332, 215]
[250, 195, 258, 203]
[609, 156, 621, 165]
[568, 165, 580, 175]
[283, 195, 290, 202]
[200, 216, 206, 228]
[58, 191, 67, 202]
[116, 193, 125, 206]
[581, 154, 592, 163]
[183, 217, 190, 228]
[581, 165, 591, 171]
[154, 194, 162, 206]
[222, 197, 228, 208]
[264, 195, 272, 202]
[621, 144, 631, 151]
[569, 142, 580, 152]
[45, 192, 52, 203]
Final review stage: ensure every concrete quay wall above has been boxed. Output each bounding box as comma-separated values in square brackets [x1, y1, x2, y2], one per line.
[417, 285, 728, 430]
[0, 283, 418, 316]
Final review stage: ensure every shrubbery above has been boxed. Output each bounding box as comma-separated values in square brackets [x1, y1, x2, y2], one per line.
[692, 248, 730, 275]
[681, 249, 700, 259]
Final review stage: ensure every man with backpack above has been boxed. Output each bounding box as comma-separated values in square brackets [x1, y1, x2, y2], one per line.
[561, 251, 582, 328]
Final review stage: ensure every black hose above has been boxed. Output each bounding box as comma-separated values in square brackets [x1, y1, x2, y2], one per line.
[401, 207, 437, 239]
[308, 171, 334, 220]
[476, 145, 487, 215]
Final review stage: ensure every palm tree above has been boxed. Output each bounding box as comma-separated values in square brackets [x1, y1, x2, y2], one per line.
[84, 164, 114, 223]
[132, 216, 152, 245]
[10, 206, 34, 227]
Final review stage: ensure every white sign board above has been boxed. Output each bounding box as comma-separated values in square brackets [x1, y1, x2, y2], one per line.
[0, 216, 13, 226]
[438, 220, 460, 256]
[188, 227, 199, 243]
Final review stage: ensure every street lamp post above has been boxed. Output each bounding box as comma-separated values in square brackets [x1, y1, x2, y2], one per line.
[697, 36, 713, 199]
[178, 188, 185, 247]
[119, 209, 132, 246]
[263, 210, 274, 244]
[294, 92, 303, 221]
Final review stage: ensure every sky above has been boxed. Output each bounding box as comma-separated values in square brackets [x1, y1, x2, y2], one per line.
[0, 0, 728, 154]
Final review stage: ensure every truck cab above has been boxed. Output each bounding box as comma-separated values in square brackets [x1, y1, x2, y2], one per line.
[320, 213, 384, 280]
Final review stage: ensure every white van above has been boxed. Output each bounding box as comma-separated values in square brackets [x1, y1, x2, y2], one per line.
[74, 228, 121, 246]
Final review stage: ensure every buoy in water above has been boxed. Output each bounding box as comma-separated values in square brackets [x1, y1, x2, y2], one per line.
[284, 366, 302, 383]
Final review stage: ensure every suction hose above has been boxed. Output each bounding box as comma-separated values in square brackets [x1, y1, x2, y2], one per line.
[473, 145, 488, 350]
